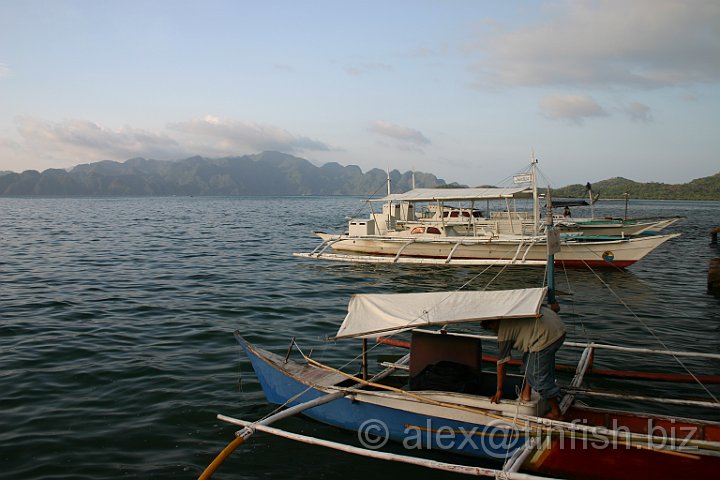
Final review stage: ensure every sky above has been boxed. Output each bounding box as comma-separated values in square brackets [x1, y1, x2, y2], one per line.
[0, 0, 718, 187]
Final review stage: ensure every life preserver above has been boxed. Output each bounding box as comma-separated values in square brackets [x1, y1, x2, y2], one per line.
[602, 251, 615, 262]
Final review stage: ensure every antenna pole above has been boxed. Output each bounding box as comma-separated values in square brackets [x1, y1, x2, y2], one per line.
[546, 188, 559, 308]
[531, 153, 539, 236]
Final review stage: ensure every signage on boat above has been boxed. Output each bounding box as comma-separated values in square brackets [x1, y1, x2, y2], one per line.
[513, 174, 533, 184]
[602, 250, 615, 262]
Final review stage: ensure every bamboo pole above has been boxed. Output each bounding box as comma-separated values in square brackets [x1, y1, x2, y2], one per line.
[199, 353, 411, 479]
[218, 415, 559, 480]
[563, 388, 720, 409]
[407, 330, 720, 361]
[198, 391, 347, 479]
[361, 339, 368, 380]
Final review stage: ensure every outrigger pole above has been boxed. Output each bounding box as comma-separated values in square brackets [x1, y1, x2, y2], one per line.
[200, 344, 409, 479]
[198, 391, 347, 479]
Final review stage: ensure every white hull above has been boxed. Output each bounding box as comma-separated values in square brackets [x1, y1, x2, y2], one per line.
[309, 232, 680, 268]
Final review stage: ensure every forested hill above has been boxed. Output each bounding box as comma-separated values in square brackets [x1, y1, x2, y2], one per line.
[551, 173, 720, 201]
[0, 152, 449, 196]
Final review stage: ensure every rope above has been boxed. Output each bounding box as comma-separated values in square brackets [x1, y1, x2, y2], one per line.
[580, 260, 719, 404]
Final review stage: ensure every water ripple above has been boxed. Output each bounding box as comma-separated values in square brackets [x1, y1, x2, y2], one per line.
[0, 197, 718, 479]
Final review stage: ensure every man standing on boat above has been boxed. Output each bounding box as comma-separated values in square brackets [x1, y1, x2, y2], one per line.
[482, 304, 566, 420]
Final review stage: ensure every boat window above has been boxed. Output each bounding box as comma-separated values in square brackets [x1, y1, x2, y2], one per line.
[426, 227, 442, 235]
[411, 227, 425, 234]
[449, 211, 460, 218]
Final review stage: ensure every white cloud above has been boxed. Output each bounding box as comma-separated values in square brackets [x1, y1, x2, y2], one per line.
[167, 116, 331, 154]
[0, 116, 332, 172]
[272, 64, 295, 73]
[623, 102, 653, 123]
[13, 117, 185, 164]
[0, 63, 10, 78]
[471, 0, 720, 89]
[539, 95, 607, 124]
[345, 63, 392, 76]
[367, 120, 431, 147]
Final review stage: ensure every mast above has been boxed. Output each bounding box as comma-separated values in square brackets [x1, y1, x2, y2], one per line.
[623, 192, 630, 221]
[382, 169, 392, 234]
[531, 154, 539, 236]
[546, 187, 560, 307]
[586, 182, 595, 220]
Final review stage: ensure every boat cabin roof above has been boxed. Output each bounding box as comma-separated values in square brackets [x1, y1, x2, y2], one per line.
[334, 287, 547, 339]
[371, 187, 533, 203]
[549, 199, 590, 208]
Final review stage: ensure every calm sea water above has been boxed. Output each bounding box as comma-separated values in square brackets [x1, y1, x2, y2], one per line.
[1, 196, 719, 479]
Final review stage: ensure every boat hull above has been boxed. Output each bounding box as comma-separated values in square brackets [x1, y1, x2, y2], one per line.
[527, 404, 720, 480]
[237, 335, 720, 480]
[314, 232, 680, 268]
[528, 437, 720, 480]
[239, 335, 530, 460]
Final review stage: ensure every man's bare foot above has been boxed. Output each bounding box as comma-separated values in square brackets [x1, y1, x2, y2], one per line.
[546, 410, 563, 420]
[545, 398, 562, 419]
[521, 383, 531, 401]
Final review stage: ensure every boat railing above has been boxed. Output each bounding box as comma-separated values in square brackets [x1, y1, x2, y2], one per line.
[559, 344, 594, 413]
[309, 237, 345, 256]
[452, 334, 720, 360]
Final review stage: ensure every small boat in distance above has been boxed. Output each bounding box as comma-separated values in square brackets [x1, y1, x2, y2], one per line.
[294, 160, 680, 268]
[551, 186, 681, 236]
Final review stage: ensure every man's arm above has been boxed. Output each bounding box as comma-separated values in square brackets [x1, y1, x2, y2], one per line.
[490, 362, 505, 403]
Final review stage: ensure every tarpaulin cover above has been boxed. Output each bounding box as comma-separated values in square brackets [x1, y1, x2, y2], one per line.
[334, 287, 547, 339]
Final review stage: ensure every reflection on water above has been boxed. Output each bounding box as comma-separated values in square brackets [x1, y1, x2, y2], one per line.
[0, 197, 718, 479]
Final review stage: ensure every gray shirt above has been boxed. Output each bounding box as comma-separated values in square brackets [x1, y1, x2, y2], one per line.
[497, 306, 565, 364]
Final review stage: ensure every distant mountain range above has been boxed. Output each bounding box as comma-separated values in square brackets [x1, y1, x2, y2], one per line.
[0, 151, 718, 199]
[0, 152, 452, 196]
[551, 174, 720, 201]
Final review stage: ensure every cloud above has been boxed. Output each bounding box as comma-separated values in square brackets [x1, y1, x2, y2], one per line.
[272, 64, 295, 73]
[367, 120, 431, 152]
[13, 117, 185, 164]
[168, 115, 331, 155]
[623, 102, 653, 123]
[0, 63, 10, 78]
[539, 95, 607, 124]
[0, 116, 332, 171]
[470, 0, 720, 89]
[345, 63, 392, 76]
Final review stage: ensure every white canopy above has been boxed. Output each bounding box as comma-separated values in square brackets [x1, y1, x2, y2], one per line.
[334, 287, 547, 339]
[370, 187, 532, 203]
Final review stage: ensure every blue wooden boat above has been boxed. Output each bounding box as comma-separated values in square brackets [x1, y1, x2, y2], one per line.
[235, 332, 536, 460]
